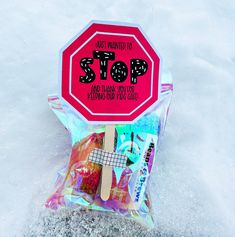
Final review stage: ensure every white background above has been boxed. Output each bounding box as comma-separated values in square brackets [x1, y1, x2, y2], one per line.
[0, 0, 235, 236]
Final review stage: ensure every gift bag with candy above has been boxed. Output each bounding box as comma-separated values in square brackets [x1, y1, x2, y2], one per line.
[45, 21, 173, 228]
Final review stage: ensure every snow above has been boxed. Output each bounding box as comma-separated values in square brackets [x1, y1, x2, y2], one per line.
[0, 0, 235, 236]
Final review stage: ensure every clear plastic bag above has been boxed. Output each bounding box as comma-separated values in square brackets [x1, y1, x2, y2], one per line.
[46, 72, 173, 228]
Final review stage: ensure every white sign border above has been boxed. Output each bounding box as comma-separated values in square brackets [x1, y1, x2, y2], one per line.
[58, 20, 162, 124]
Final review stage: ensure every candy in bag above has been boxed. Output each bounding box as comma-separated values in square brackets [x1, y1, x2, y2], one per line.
[45, 22, 173, 228]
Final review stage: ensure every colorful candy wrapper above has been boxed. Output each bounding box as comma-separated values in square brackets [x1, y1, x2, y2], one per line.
[45, 72, 173, 228]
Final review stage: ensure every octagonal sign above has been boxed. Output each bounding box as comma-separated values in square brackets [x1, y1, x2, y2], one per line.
[60, 22, 160, 123]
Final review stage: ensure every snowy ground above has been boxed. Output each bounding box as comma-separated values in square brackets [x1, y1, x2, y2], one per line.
[1, 0, 235, 236]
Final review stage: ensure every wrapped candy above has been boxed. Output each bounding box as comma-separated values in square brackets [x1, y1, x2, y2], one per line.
[46, 72, 173, 228]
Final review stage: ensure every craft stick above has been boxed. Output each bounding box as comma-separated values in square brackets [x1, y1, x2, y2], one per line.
[100, 125, 115, 201]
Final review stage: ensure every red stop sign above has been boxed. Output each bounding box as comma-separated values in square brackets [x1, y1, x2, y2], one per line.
[60, 22, 160, 123]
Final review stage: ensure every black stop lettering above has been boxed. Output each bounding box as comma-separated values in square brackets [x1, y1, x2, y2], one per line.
[93, 50, 115, 80]
[131, 59, 148, 84]
[80, 58, 95, 83]
[110, 61, 128, 82]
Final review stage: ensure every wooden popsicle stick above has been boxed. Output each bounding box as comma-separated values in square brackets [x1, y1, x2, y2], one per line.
[100, 166, 112, 200]
[100, 125, 115, 201]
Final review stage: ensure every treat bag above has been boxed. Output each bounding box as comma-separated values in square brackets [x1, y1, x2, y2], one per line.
[46, 21, 173, 228]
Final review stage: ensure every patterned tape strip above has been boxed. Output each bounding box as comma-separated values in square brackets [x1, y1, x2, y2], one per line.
[88, 148, 127, 168]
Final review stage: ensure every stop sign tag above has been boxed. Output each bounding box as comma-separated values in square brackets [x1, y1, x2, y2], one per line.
[60, 22, 161, 124]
